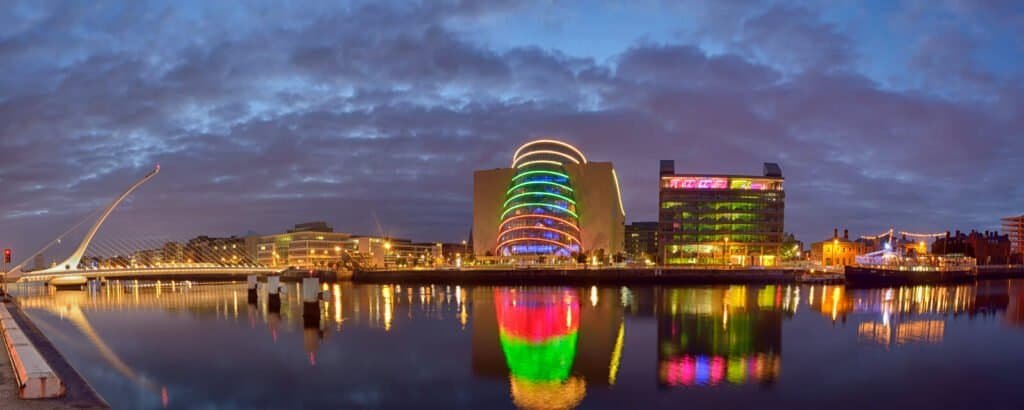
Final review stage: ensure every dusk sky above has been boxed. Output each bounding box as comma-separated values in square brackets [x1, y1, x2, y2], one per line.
[1, 0, 1022, 258]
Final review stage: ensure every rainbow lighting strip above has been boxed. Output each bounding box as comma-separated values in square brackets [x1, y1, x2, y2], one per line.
[659, 354, 780, 386]
[497, 139, 583, 257]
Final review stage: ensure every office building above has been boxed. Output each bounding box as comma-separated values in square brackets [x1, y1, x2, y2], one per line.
[256, 222, 354, 269]
[255, 222, 445, 269]
[625, 222, 659, 263]
[658, 161, 784, 266]
[1002, 215, 1024, 258]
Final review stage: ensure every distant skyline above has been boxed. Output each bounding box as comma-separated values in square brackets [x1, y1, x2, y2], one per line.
[1, 1, 1022, 258]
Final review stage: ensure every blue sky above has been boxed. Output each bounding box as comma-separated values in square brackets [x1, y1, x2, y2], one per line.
[0, 0, 1022, 258]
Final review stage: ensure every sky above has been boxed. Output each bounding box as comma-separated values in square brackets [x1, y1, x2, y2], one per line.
[0, 0, 1022, 259]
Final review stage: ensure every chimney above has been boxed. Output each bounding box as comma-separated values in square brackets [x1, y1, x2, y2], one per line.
[843, 229, 849, 240]
[833, 228, 838, 239]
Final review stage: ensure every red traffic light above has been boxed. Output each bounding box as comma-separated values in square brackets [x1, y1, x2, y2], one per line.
[3, 249, 10, 264]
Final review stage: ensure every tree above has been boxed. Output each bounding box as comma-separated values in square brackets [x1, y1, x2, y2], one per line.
[781, 232, 802, 260]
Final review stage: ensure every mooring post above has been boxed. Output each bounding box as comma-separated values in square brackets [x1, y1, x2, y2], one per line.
[301, 277, 319, 318]
[246, 275, 258, 304]
[267, 275, 281, 311]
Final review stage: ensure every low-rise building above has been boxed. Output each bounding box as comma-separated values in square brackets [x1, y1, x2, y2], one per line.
[256, 222, 354, 269]
[254, 222, 448, 269]
[186, 235, 248, 265]
[810, 229, 868, 268]
[933, 230, 1012, 265]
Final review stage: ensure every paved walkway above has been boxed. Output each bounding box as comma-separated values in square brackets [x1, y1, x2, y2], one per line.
[0, 300, 107, 409]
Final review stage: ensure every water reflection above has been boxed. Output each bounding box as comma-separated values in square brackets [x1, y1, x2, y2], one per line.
[657, 286, 783, 387]
[9, 280, 1024, 408]
[472, 287, 625, 409]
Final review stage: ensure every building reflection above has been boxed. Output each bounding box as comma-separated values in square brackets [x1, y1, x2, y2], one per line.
[819, 281, 1024, 347]
[656, 286, 783, 387]
[472, 286, 625, 409]
[16, 278, 1024, 408]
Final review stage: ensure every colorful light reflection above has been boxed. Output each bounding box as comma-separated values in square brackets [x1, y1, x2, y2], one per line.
[495, 288, 585, 409]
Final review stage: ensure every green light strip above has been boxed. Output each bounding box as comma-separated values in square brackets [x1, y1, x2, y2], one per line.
[501, 202, 578, 219]
[503, 191, 577, 207]
[506, 180, 573, 194]
[511, 170, 570, 181]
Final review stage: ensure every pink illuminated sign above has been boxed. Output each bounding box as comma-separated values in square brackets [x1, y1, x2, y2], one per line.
[666, 177, 775, 190]
[666, 177, 728, 189]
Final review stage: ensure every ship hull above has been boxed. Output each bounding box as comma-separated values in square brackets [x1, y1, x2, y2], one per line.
[844, 266, 976, 287]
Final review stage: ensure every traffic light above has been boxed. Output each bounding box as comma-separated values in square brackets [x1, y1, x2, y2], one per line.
[3, 249, 10, 264]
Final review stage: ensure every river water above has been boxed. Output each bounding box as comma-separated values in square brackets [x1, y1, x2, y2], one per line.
[11, 279, 1024, 409]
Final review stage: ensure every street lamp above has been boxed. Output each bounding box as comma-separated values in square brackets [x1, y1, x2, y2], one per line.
[724, 237, 730, 266]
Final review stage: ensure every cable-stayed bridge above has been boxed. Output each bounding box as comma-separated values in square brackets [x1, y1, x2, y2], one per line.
[8, 165, 280, 287]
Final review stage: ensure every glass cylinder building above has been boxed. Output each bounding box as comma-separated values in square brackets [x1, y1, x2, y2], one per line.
[473, 139, 625, 261]
[496, 140, 586, 257]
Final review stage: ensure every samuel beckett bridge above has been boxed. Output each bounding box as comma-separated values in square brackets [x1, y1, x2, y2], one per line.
[8, 165, 280, 287]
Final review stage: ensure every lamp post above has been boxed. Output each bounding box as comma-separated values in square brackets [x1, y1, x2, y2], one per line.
[724, 237, 730, 266]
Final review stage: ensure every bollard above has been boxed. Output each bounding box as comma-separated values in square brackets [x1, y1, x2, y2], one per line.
[301, 277, 320, 318]
[246, 275, 258, 304]
[267, 275, 281, 311]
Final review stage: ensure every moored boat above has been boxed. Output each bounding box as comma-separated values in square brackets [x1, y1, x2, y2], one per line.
[845, 248, 977, 287]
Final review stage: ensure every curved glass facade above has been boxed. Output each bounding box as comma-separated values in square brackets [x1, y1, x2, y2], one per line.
[497, 140, 584, 257]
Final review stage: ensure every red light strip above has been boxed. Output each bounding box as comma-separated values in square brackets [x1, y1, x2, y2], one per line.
[497, 225, 581, 245]
[496, 237, 578, 253]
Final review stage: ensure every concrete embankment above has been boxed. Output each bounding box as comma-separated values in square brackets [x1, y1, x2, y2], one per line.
[0, 299, 108, 409]
[353, 268, 801, 285]
[978, 265, 1024, 280]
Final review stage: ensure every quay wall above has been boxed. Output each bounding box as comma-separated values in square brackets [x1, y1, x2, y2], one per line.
[0, 300, 108, 409]
[353, 268, 801, 285]
[978, 265, 1024, 280]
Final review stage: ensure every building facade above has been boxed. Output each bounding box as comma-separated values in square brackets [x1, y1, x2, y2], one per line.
[185, 235, 248, 265]
[658, 161, 784, 266]
[254, 222, 445, 269]
[256, 222, 355, 269]
[473, 139, 625, 261]
[932, 230, 1012, 265]
[625, 222, 659, 263]
[1003, 216, 1024, 258]
[810, 229, 868, 268]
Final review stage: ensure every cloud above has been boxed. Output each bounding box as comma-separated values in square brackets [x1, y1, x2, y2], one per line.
[0, 0, 1020, 259]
